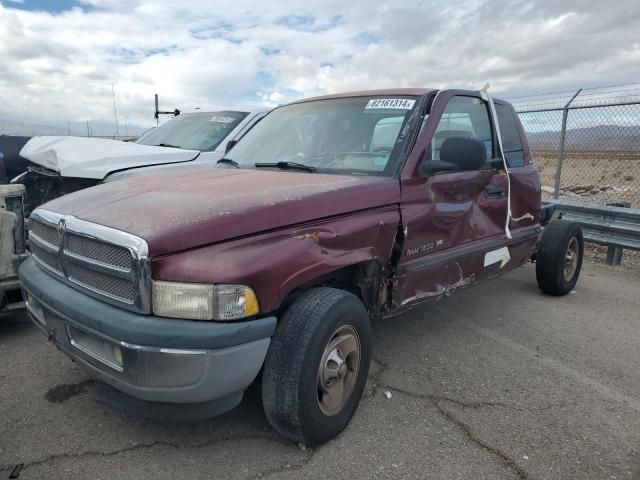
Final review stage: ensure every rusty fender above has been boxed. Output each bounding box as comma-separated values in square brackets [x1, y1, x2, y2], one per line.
[151, 206, 401, 313]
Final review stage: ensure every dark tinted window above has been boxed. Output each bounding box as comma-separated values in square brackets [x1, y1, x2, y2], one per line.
[495, 104, 524, 167]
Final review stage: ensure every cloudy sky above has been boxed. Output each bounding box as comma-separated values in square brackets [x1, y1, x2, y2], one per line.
[1, 0, 639, 134]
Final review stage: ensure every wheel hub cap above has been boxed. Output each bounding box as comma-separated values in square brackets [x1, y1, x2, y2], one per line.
[564, 236, 579, 281]
[317, 325, 361, 416]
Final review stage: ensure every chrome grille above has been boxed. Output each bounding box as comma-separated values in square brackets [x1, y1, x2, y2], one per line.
[68, 263, 136, 302]
[66, 233, 132, 270]
[30, 219, 59, 247]
[28, 210, 150, 313]
[30, 242, 62, 274]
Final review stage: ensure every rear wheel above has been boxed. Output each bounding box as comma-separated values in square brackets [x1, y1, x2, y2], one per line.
[536, 220, 584, 295]
[262, 287, 371, 446]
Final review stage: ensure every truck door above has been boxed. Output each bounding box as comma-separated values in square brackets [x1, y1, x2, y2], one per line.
[394, 94, 511, 308]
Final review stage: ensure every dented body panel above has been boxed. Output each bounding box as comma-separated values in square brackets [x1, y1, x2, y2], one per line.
[393, 90, 541, 308]
[152, 206, 401, 313]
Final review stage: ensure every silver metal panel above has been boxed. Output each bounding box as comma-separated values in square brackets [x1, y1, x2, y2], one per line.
[543, 199, 640, 251]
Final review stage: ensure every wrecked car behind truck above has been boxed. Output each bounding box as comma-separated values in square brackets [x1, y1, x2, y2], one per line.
[13, 109, 267, 217]
[20, 88, 583, 445]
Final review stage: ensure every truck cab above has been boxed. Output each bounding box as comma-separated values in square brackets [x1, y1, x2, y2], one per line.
[19, 88, 582, 445]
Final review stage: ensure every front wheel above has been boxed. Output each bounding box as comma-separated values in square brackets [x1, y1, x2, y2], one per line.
[262, 287, 371, 446]
[536, 220, 584, 295]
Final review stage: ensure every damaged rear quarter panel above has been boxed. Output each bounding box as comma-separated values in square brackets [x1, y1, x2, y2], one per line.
[151, 207, 401, 313]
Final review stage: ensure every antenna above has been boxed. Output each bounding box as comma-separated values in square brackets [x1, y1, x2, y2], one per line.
[154, 93, 181, 125]
[112, 83, 120, 138]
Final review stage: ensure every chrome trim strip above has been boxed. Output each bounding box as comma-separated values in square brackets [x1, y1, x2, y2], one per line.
[29, 208, 152, 313]
[25, 299, 45, 326]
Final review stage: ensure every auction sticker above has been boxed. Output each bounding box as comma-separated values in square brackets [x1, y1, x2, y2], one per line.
[210, 116, 236, 123]
[365, 98, 416, 110]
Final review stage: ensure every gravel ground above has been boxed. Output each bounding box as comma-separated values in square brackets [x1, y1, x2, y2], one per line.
[1, 261, 639, 480]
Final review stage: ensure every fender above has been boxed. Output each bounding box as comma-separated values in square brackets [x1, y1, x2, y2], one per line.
[151, 206, 401, 314]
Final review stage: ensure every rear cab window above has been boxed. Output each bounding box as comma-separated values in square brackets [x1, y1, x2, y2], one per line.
[495, 103, 525, 167]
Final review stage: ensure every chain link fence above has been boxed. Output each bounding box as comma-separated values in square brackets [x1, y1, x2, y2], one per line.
[512, 84, 640, 208]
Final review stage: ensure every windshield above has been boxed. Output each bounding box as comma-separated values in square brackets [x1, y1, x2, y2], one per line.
[137, 111, 248, 151]
[227, 96, 418, 176]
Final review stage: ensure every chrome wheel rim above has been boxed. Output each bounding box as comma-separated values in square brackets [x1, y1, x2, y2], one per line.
[564, 237, 579, 281]
[317, 325, 361, 416]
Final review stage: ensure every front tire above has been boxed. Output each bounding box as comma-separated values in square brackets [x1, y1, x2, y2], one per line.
[262, 287, 371, 446]
[536, 220, 584, 295]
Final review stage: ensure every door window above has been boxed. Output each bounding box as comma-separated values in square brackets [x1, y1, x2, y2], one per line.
[429, 96, 493, 161]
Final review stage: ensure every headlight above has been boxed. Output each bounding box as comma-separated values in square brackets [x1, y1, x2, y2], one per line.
[152, 281, 259, 321]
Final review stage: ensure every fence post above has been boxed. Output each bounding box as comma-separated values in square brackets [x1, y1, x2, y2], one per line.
[554, 89, 582, 198]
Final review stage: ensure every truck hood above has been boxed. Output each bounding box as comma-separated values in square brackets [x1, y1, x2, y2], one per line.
[19, 136, 200, 179]
[43, 167, 401, 256]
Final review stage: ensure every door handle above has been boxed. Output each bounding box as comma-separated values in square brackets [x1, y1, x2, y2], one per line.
[484, 185, 507, 198]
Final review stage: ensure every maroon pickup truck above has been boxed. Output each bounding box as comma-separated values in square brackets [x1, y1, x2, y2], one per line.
[20, 88, 583, 445]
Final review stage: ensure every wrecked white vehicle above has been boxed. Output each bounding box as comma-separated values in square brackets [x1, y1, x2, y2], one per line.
[0, 184, 27, 312]
[14, 109, 267, 216]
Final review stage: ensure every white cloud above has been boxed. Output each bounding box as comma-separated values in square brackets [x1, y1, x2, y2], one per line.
[0, 0, 639, 135]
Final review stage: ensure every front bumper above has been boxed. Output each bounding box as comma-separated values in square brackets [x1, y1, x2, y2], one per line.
[20, 258, 276, 409]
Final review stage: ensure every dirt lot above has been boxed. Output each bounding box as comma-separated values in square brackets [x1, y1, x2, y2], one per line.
[1, 261, 639, 479]
[533, 150, 640, 207]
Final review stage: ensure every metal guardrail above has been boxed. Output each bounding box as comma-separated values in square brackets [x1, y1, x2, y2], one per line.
[543, 198, 640, 265]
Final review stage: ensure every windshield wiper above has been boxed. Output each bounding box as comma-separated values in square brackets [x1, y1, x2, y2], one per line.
[254, 161, 317, 172]
[154, 143, 182, 148]
[216, 157, 240, 168]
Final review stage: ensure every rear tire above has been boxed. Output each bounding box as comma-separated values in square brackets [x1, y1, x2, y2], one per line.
[536, 220, 583, 296]
[262, 287, 371, 446]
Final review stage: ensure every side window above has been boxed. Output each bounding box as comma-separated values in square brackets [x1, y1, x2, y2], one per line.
[495, 103, 525, 167]
[430, 96, 493, 161]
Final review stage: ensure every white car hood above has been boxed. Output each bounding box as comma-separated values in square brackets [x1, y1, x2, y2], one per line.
[19, 136, 200, 179]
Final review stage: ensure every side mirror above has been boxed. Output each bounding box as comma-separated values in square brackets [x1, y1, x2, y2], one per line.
[419, 137, 486, 176]
[225, 139, 237, 154]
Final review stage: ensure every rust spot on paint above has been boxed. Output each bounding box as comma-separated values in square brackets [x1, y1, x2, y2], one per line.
[294, 232, 320, 242]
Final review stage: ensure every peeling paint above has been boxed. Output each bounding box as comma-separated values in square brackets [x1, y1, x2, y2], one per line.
[294, 232, 320, 242]
[400, 273, 475, 306]
[512, 213, 535, 222]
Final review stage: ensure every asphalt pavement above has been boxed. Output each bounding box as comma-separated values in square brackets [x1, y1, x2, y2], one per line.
[1, 261, 639, 479]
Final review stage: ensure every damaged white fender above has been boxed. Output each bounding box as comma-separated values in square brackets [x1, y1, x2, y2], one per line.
[19, 136, 200, 179]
